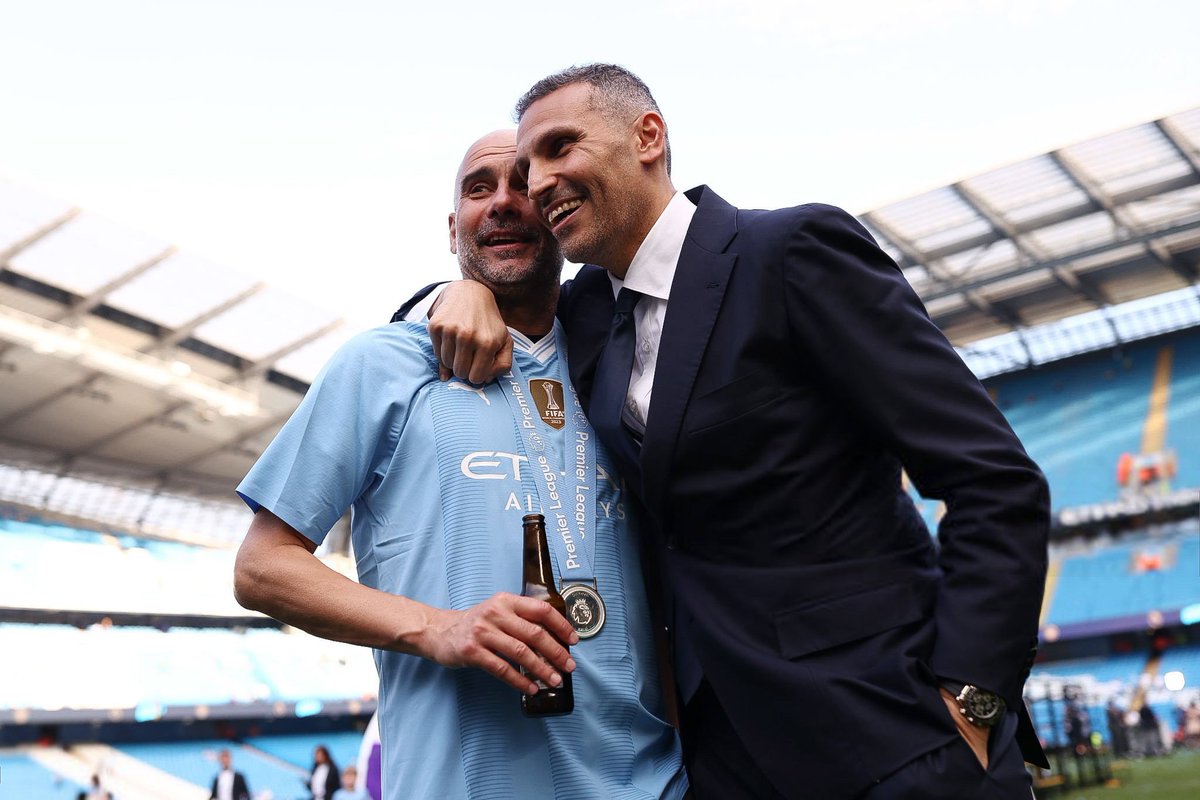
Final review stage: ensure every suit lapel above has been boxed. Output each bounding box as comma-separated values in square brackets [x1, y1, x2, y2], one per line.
[640, 186, 738, 523]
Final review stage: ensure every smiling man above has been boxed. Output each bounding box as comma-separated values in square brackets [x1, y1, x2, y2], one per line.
[234, 129, 686, 800]
[424, 66, 1051, 799]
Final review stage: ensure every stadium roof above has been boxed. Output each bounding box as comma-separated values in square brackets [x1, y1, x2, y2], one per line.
[0, 106, 1198, 513]
[862, 106, 1200, 377]
[0, 181, 358, 502]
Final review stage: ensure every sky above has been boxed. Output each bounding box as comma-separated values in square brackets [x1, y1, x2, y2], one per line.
[0, 0, 1197, 331]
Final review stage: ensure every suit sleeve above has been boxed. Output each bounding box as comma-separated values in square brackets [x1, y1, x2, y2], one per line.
[781, 204, 1049, 708]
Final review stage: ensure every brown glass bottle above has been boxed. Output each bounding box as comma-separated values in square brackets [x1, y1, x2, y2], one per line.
[520, 513, 574, 716]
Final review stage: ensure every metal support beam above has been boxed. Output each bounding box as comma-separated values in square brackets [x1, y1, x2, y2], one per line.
[858, 212, 924, 274]
[1155, 118, 1200, 177]
[952, 181, 1112, 309]
[56, 246, 178, 323]
[922, 207, 1200, 307]
[0, 209, 81, 266]
[237, 318, 344, 380]
[1050, 149, 1196, 283]
[152, 282, 266, 351]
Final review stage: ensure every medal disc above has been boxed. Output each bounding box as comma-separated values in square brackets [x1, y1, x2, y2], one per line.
[561, 582, 606, 638]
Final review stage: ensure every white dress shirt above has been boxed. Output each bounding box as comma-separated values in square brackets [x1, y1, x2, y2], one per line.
[608, 191, 697, 434]
[216, 769, 234, 800]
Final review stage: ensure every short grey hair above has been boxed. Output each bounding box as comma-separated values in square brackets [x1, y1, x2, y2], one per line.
[514, 63, 671, 174]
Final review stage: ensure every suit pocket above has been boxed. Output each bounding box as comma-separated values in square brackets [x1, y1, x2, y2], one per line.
[685, 370, 797, 434]
[774, 579, 930, 659]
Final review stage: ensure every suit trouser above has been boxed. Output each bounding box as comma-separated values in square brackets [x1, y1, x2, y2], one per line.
[860, 711, 1034, 800]
[682, 680, 788, 799]
[684, 679, 1033, 800]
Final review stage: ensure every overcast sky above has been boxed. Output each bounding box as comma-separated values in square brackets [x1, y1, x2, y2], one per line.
[1, 0, 1196, 330]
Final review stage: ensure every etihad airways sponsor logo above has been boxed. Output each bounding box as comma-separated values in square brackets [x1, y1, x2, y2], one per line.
[460, 451, 526, 480]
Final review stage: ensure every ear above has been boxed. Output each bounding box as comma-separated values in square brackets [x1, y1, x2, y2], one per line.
[634, 111, 667, 167]
[448, 212, 458, 254]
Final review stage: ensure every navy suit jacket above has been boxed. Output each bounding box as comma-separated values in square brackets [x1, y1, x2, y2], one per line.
[558, 186, 1050, 798]
[210, 770, 250, 800]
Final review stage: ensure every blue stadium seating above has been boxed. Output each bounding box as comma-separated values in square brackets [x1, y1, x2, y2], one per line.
[0, 752, 84, 799]
[995, 334, 1200, 509]
[1043, 522, 1200, 626]
[244, 731, 364, 773]
[1159, 642, 1200, 690]
[0, 622, 377, 712]
[117, 739, 308, 799]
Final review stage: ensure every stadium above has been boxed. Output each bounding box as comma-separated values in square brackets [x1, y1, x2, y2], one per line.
[1, 106, 1198, 799]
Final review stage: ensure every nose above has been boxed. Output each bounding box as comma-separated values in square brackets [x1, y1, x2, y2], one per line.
[525, 160, 554, 208]
[489, 179, 524, 218]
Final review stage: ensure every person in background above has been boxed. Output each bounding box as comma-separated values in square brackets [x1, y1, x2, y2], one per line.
[333, 765, 367, 800]
[82, 774, 110, 800]
[209, 749, 250, 800]
[308, 745, 341, 800]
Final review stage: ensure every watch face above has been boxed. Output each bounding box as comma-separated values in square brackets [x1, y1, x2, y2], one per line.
[965, 688, 1003, 722]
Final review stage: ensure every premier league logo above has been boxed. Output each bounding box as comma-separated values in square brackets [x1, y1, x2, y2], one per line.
[561, 582, 606, 638]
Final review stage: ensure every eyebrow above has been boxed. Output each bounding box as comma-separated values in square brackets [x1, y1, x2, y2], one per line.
[530, 124, 579, 151]
[458, 166, 498, 195]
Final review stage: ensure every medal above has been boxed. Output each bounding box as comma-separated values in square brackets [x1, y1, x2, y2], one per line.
[561, 581, 606, 638]
[499, 324, 607, 638]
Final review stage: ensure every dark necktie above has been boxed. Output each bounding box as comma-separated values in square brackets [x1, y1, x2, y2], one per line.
[590, 287, 643, 486]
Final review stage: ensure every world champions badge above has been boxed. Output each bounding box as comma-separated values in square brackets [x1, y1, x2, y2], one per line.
[561, 581, 606, 638]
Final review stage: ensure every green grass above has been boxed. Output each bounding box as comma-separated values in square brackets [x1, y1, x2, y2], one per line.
[1044, 749, 1200, 800]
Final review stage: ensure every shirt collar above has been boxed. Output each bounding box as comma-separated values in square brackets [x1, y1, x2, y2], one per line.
[608, 191, 696, 300]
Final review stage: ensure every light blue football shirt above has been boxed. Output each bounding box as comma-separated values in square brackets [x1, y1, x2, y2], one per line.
[238, 321, 686, 800]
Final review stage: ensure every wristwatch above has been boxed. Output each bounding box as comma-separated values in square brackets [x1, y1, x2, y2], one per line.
[941, 679, 1006, 728]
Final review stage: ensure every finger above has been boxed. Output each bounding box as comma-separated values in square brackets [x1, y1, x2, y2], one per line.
[429, 327, 445, 371]
[471, 647, 541, 695]
[492, 341, 514, 380]
[451, 338, 478, 382]
[436, 331, 461, 379]
[484, 626, 567, 689]
[519, 597, 579, 648]
[499, 613, 576, 675]
[439, 365, 452, 381]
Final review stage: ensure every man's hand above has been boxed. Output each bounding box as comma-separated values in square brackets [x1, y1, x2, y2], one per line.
[422, 592, 579, 695]
[428, 280, 512, 384]
[940, 687, 990, 770]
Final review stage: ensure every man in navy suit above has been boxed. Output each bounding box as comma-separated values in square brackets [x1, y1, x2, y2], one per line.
[210, 749, 250, 800]
[426, 64, 1049, 799]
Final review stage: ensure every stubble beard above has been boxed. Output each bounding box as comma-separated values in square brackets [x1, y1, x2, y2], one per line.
[557, 188, 650, 272]
[458, 227, 563, 298]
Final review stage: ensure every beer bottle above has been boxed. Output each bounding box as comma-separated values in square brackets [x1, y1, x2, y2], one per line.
[520, 513, 574, 716]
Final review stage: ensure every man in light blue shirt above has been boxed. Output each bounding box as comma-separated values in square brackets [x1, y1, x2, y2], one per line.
[234, 130, 686, 800]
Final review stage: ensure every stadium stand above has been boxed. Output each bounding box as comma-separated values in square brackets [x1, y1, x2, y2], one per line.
[1, 108, 1197, 798]
[117, 739, 308, 798]
[0, 750, 85, 799]
[244, 731, 364, 772]
[991, 333, 1200, 508]
[1042, 520, 1199, 627]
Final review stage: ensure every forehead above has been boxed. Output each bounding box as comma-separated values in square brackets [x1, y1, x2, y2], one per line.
[457, 133, 519, 184]
[517, 84, 603, 148]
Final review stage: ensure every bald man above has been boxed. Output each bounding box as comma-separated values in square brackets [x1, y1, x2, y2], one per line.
[234, 131, 686, 800]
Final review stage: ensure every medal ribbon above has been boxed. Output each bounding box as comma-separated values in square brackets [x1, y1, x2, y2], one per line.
[497, 324, 598, 588]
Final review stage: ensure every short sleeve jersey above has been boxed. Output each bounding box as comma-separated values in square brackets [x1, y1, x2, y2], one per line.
[237, 321, 686, 800]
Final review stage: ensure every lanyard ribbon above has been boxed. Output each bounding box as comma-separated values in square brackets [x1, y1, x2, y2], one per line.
[497, 325, 598, 587]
